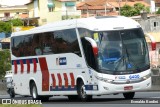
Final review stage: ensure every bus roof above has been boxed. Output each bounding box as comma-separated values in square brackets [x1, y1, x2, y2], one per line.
[11, 16, 141, 37]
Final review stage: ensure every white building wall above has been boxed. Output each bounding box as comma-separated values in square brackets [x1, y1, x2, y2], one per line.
[34, 0, 39, 17]
[151, 0, 156, 13]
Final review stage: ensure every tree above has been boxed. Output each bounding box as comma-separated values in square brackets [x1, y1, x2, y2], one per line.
[0, 50, 11, 79]
[134, 3, 145, 14]
[10, 18, 23, 26]
[120, 3, 150, 17]
[0, 18, 23, 33]
[156, 8, 160, 14]
[0, 19, 23, 78]
[120, 5, 138, 17]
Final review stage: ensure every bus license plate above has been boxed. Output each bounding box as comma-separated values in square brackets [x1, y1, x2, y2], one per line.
[124, 86, 133, 90]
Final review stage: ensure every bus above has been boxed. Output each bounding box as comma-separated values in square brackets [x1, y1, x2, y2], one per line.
[11, 16, 153, 101]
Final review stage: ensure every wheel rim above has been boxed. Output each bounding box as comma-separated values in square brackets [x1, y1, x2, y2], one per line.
[10, 90, 13, 97]
[32, 86, 37, 99]
[80, 84, 86, 98]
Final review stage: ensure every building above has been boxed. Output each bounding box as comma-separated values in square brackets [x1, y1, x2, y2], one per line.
[27, 0, 81, 25]
[0, 37, 10, 49]
[0, 0, 32, 21]
[155, 0, 160, 8]
[0, 0, 37, 27]
[0, 0, 81, 26]
[77, 0, 150, 17]
[0, 5, 29, 21]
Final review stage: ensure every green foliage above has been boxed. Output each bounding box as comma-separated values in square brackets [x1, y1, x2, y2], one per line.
[134, 3, 145, 14]
[120, 5, 138, 17]
[156, 8, 160, 14]
[0, 50, 11, 79]
[9, 18, 23, 26]
[0, 18, 23, 33]
[120, 3, 150, 17]
[0, 21, 6, 33]
[145, 7, 150, 13]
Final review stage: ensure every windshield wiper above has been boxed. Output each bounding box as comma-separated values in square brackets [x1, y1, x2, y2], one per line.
[125, 47, 141, 72]
[114, 55, 125, 71]
[121, 36, 141, 71]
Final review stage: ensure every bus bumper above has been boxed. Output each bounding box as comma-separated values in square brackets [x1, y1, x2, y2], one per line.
[86, 77, 151, 95]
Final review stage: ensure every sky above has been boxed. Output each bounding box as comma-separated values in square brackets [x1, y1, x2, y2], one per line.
[0, 0, 31, 6]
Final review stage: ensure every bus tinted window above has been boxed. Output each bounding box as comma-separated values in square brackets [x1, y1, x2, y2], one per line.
[11, 29, 81, 57]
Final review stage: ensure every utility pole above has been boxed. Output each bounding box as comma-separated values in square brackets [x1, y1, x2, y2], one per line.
[66, 9, 68, 19]
[105, 0, 107, 16]
[118, 0, 121, 15]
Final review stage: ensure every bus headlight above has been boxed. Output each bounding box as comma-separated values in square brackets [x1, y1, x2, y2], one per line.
[95, 76, 113, 83]
[142, 73, 151, 80]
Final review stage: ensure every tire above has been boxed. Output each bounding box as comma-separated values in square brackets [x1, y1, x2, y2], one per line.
[123, 92, 135, 99]
[68, 95, 78, 101]
[77, 81, 92, 102]
[9, 88, 15, 98]
[31, 82, 39, 100]
[30, 82, 50, 102]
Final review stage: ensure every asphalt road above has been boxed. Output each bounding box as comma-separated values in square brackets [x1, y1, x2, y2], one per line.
[0, 92, 160, 107]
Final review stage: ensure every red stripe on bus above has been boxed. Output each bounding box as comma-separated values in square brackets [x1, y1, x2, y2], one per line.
[20, 60, 24, 73]
[70, 73, 75, 88]
[26, 59, 30, 74]
[57, 73, 62, 88]
[63, 73, 68, 88]
[14, 61, 17, 74]
[39, 57, 49, 91]
[32, 59, 37, 73]
[51, 74, 56, 88]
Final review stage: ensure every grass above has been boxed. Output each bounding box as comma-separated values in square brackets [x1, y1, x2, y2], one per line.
[0, 104, 42, 107]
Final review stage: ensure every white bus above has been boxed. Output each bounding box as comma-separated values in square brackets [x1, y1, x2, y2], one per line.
[11, 16, 152, 101]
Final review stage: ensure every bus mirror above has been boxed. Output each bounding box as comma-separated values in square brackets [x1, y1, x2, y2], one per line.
[145, 33, 156, 51]
[84, 37, 98, 57]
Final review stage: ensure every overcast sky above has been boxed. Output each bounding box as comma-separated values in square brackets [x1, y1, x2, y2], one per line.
[0, 0, 31, 6]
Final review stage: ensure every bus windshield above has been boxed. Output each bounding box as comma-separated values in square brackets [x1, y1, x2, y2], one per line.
[96, 28, 149, 74]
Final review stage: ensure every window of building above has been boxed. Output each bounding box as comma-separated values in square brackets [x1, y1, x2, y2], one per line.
[154, 22, 158, 27]
[4, 12, 10, 17]
[47, 0, 55, 12]
[65, 2, 75, 7]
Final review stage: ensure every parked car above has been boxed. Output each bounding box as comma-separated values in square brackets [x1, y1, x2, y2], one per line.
[5, 71, 15, 98]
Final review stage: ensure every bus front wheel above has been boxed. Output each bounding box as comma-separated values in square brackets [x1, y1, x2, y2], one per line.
[31, 82, 39, 100]
[123, 92, 135, 99]
[30, 82, 50, 101]
[77, 81, 92, 101]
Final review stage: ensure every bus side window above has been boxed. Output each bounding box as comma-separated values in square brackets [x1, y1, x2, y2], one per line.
[54, 29, 81, 56]
[11, 29, 81, 57]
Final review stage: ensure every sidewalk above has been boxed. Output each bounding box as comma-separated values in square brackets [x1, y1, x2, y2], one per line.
[0, 90, 7, 95]
[0, 85, 7, 95]
[0, 80, 7, 95]
[150, 85, 160, 91]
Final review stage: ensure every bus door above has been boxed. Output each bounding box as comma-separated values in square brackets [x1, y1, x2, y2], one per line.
[80, 37, 99, 86]
[81, 37, 97, 70]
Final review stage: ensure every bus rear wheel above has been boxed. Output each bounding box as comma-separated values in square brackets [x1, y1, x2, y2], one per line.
[77, 81, 92, 101]
[123, 92, 135, 99]
[9, 88, 15, 98]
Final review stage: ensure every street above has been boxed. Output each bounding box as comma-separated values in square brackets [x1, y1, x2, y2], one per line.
[0, 92, 160, 107]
